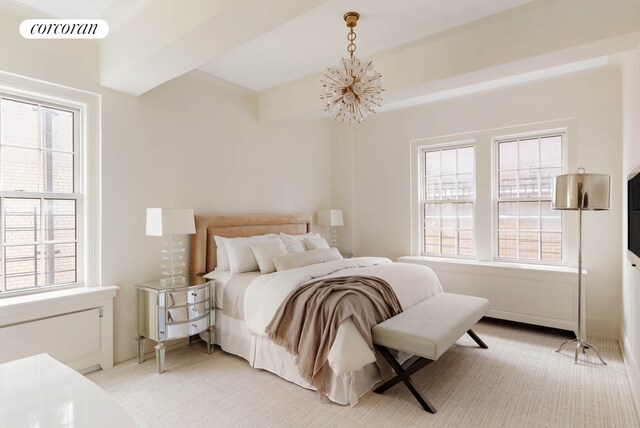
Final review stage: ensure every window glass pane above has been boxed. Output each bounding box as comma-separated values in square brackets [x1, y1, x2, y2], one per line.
[44, 199, 76, 241]
[498, 202, 518, 230]
[459, 230, 474, 256]
[425, 176, 440, 199]
[441, 229, 457, 255]
[540, 136, 561, 166]
[540, 167, 561, 198]
[441, 149, 456, 175]
[541, 232, 562, 262]
[519, 201, 540, 231]
[458, 202, 473, 230]
[457, 173, 474, 199]
[457, 147, 474, 174]
[42, 107, 73, 152]
[518, 231, 540, 261]
[441, 175, 456, 199]
[498, 230, 517, 258]
[498, 170, 517, 198]
[499, 141, 517, 170]
[5, 245, 42, 290]
[518, 169, 539, 197]
[441, 203, 456, 229]
[5, 198, 40, 243]
[425, 151, 440, 176]
[541, 201, 561, 231]
[43, 151, 73, 193]
[519, 138, 539, 168]
[1, 99, 39, 149]
[43, 243, 76, 285]
[1, 146, 40, 192]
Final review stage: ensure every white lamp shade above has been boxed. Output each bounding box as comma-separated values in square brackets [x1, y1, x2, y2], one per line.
[146, 208, 196, 236]
[317, 209, 344, 227]
[552, 173, 611, 211]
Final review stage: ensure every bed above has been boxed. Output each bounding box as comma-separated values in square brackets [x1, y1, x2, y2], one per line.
[190, 214, 443, 405]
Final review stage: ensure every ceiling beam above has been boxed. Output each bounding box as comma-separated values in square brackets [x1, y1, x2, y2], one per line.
[99, 0, 330, 96]
[258, 0, 640, 123]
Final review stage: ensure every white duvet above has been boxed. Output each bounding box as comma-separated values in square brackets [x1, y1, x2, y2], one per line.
[244, 257, 443, 376]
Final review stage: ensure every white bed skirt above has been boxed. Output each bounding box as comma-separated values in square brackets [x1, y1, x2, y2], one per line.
[210, 311, 384, 405]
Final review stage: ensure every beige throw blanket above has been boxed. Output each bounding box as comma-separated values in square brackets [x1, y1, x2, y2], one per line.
[265, 275, 402, 397]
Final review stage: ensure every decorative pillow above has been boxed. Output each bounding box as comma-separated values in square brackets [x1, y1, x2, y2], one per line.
[304, 236, 330, 250]
[224, 235, 282, 274]
[214, 235, 230, 271]
[250, 240, 288, 274]
[273, 247, 343, 271]
[280, 232, 320, 253]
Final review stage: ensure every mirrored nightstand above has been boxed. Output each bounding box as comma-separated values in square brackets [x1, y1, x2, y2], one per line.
[135, 276, 215, 373]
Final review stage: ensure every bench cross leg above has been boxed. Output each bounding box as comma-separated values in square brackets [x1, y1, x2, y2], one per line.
[467, 329, 488, 349]
[373, 329, 488, 414]
[375, 345, 438, 413]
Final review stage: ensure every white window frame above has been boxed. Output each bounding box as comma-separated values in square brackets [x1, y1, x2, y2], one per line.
[492, 129, 568, 266]
[0, 71, 101, 297]
[418, 141, 476, 259]
[411, 119, 577, 268]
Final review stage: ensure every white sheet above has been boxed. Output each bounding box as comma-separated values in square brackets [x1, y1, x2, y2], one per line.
[244, 258, 443, 376]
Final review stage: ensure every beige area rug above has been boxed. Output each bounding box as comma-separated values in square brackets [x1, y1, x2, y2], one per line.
[88, 321, 639, 427]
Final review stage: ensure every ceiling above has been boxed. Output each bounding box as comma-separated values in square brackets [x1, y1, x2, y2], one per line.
[198, 0, 536, 91]
[7, 0, 537, 92]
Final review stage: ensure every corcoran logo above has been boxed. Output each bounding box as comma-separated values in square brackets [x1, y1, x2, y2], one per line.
[20, 19, 109, 39]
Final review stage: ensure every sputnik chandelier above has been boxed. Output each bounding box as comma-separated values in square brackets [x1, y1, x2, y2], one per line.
[320, 12, 384, 124]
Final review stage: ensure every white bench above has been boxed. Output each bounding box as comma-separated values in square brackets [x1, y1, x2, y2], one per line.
[372, 292, 490, 413]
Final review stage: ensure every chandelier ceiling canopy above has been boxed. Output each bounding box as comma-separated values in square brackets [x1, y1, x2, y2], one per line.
[320, 12, 384, 125]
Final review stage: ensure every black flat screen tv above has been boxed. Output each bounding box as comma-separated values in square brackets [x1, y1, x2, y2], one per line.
[630, 169, 640, 262]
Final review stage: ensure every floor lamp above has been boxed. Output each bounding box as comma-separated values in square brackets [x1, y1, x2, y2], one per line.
[553, 168, 610, 364]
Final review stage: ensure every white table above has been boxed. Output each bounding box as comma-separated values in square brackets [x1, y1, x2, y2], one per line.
[0, 353, 137, 428]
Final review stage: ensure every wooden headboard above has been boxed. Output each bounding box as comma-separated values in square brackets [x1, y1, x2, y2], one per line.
[190, 214, 312, 276]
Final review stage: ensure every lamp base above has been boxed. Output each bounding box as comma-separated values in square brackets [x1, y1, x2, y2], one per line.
[556, 336, 607, 365]
[160, 276, 186, 287]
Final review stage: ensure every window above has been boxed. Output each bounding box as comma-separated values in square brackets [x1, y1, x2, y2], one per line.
[0, 95, 79, 293]
[496, 133, 564, 263]
[421, 145, 475, 257]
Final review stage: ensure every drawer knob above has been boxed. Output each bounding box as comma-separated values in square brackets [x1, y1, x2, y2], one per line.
[191, 292, 197, 297]
[192, 323, 197, 328]
[192, 307, 197, 312]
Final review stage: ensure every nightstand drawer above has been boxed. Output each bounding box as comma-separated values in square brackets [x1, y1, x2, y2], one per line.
[187, 286, 209, 304]
[165, 314, 209, 339]
[164, 286, 209, 307]
[166, 302, 208, 323]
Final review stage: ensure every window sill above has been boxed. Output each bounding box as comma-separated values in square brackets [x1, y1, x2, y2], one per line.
[0, 286, 118, 326]
[398, 256, 582, 276]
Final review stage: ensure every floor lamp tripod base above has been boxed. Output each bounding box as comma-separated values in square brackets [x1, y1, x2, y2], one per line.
[556, 336, 607, 365]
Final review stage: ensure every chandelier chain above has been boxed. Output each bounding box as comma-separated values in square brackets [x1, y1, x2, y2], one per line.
[347, 28, 356, 59]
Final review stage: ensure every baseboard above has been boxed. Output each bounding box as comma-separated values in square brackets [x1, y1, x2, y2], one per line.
[621, 329, 640, 419]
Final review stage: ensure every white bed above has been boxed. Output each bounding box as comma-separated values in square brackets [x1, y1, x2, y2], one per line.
[190, 215, 443, 405]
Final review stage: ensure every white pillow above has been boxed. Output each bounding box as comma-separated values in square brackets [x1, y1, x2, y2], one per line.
[280, 232, 321, 253]
[214, 235, 230, 271]
[273, 247, 343, 271]
[250, 240, 288, 274]
[304, 236, 330, 250]
[224, 235, 282, 274]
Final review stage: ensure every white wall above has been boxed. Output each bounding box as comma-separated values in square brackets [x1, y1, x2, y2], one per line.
[619, 48, 640, 416]
[334, 67, 623, 337]
[0, 3, 333, 362]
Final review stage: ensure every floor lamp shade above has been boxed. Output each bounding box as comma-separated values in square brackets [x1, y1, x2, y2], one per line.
[552, 173, 611, 211]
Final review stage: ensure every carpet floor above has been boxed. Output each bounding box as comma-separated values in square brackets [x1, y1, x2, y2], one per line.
[87, 320, 639, 427]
